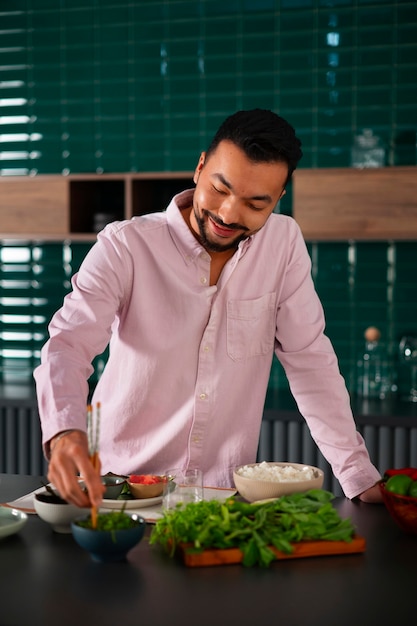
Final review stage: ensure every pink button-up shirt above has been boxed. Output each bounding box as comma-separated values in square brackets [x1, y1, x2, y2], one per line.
[34, 190, 381, 497]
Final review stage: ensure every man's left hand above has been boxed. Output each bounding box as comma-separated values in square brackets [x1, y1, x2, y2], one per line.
[357, 483, 383, 503]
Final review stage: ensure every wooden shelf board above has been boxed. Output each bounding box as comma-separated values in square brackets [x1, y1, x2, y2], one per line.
[293, 166, 417, 241]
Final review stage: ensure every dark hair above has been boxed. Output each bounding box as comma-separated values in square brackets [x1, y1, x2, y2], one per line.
[205, 109, 303, 185]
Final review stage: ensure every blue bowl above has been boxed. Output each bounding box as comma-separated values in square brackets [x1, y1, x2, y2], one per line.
[71, 512, 146, 563]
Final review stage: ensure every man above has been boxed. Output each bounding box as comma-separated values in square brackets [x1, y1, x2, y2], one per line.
[34, 109, 382, 508]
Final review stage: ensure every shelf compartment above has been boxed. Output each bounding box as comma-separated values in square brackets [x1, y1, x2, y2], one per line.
[69, 178, 125, 234]
[131, 173, 193, 217]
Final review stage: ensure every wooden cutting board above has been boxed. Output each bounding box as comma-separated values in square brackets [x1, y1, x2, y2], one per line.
[178, 535, 366, 567]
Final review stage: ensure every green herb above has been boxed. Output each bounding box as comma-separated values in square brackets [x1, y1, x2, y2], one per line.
[117, 482, 134, 500]
[149, 489, 356, 568]
[76, 509, 138, 532]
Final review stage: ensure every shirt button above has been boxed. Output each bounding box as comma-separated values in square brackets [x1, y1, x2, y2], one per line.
[200, 276, 207, 284]
[199, 393, 207, 400]
[203, 345, 210, 352]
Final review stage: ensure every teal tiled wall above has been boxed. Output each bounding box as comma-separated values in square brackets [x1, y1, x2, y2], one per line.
[268, 240, 417, 398]
[0, 241, 107, 385]
[0, 1, 416, 397]
[0, 0, 416, 174]
[1, 240, 416, 398]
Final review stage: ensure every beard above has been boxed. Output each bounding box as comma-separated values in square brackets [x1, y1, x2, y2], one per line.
[193, 206, 249, 253]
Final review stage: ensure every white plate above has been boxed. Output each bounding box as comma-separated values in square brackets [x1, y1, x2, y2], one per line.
[0, 506, 28, 539]
[99, 495, 163, 510]
[98, 487, 236, 512]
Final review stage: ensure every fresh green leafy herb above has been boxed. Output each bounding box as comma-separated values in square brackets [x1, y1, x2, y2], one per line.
[149, 489, 356, 568]
[117, 482, 134, 500]
[76, 509, 138, 531]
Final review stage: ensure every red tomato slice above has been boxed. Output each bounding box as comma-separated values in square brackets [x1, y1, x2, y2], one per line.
[129, 474, 162, 484]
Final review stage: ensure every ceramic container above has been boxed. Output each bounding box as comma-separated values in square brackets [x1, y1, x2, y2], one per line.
[34, 491, 89, 533]
[71, 512, 146, 562]
[233, 462, 324, 503]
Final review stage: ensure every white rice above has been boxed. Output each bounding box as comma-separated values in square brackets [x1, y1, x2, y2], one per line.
[237, 462, 316, 483]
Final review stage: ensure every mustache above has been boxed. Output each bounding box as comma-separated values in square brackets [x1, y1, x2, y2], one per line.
[203, 209, 249, 232]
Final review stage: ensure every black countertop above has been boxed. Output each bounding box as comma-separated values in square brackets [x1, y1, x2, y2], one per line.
[1, 473, 416, 626]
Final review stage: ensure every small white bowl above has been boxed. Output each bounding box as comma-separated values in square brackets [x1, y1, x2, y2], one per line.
[34, 491, 89, 534]
[233, 462, 324, 503]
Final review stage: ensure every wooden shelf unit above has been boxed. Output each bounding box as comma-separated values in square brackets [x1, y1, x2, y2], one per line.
[1, 166, 416, 241]
[0, 172, 194, 241]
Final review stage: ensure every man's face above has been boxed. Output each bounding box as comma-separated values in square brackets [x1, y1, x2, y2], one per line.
[190, 140, 288, 253]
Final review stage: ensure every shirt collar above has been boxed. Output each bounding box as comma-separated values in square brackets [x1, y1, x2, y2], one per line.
[167, 189, 254, 265]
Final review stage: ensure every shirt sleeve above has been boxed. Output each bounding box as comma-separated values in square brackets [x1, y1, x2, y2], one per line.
[33, 224, 133, 448]
[274, 225, 381, 499]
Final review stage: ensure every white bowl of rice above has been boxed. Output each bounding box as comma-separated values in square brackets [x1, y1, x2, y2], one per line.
[233, 461, 324, 503]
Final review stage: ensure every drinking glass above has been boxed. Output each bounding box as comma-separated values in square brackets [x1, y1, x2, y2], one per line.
[399, 335, 417, 402]
[162, 468, 204, 510]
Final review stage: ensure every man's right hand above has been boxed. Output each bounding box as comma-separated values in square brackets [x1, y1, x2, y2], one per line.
[47, 430, 105, 508]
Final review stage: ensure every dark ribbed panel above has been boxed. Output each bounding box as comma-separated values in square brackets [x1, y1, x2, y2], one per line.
[0, 403, 47, 476]
[258, 419, 417, 498]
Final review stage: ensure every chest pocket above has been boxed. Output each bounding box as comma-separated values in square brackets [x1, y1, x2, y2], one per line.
[227, 293, 276, 361]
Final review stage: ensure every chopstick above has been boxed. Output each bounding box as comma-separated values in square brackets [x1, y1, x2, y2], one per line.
[87, 402, 101, 529]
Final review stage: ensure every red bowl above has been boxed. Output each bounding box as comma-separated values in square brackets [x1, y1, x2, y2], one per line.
[379, 481, 417, 535]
